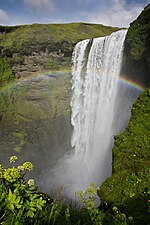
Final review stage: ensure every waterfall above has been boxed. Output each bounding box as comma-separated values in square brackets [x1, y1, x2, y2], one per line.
[46, 30, 132, 199]
[71, 30, 127, 183]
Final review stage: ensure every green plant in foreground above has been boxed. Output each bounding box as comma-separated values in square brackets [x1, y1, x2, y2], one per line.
[1, 156, 147, 225]
[0, 156, 46, 224]
[78, 182, 104, 225]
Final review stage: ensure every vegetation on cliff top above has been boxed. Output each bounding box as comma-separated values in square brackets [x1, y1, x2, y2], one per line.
[0, 22, 119, 82]
[0, 22, 119, 55]
[126, 4, 150, 61]
[0, 23, 119, 54]
[98, 88, 150, 225]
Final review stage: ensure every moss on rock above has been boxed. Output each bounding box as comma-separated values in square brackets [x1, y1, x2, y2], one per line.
[122, 4, 150, 88]
[126, 4, 150, 61]
[98, 88, 150, 224]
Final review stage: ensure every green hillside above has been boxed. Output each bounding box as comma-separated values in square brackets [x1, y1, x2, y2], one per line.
[98, 88, 150, 225]
[0, 23, 119, 84]
[0, 23, 119, 53]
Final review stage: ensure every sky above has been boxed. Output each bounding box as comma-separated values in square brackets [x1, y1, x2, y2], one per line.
[0, 0, 149, 27]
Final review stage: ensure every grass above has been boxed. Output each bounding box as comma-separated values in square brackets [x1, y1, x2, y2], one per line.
[0, 23, 120, 54]
[0, 22, 120, 84]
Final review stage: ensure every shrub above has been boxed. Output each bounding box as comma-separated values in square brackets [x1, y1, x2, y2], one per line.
[0, 57, 13, 86]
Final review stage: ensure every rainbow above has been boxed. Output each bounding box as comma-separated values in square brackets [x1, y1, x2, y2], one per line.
[0, 70, 146, 93]
[118, 77, 145, 91]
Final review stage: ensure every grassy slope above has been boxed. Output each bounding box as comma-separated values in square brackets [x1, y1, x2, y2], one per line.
[0, 22, 120, 83]
[0, 23, 119, 53]
[98, 88, 150, 224]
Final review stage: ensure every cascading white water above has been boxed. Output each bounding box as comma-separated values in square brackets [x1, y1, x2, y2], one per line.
[45, 30, 130, 199]
[71, 30, 127, 183]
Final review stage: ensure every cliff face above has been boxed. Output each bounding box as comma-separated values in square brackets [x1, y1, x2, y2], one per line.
[122, 4, 150, 88]
[98, 88, 150, 224]
[0, 23, 119, 79]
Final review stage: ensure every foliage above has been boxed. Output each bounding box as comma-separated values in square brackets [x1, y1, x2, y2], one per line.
[11, 53, 24, 65]
[0, 57, 13, 86]
[98, 88, 150, 225]
[126, 4, 150, 60]
[0, 156, 92, 224]
[0, 157, 134, 225]
[0, 156, 47, 224]
[78, 182, 104, 224]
